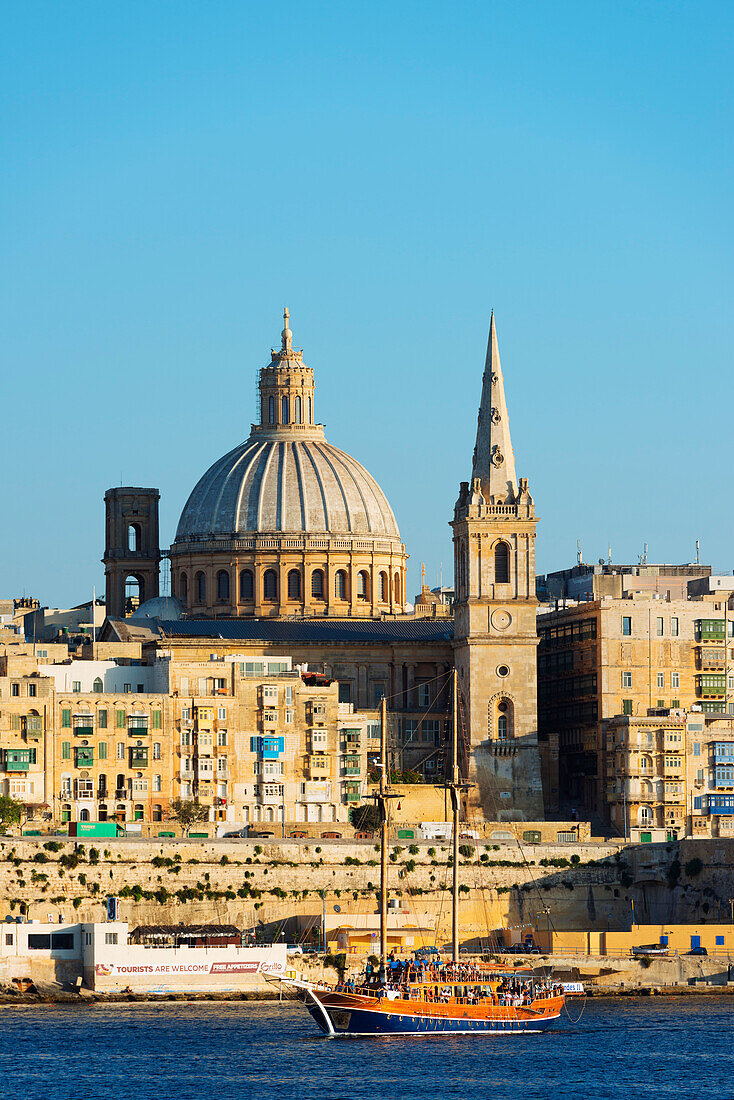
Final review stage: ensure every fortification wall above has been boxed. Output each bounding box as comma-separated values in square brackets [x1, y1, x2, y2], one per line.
[1, 838, 731, 943]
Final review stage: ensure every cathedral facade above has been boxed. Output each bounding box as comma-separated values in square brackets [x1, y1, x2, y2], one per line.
[102, 311, 545, 820]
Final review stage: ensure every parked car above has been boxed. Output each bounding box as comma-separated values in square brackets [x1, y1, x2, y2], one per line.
[685, 946, 708, 956]
[286, 945, 303, 955]
[223, 829, 249, 838]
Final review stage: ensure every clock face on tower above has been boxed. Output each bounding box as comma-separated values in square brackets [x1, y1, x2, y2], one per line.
[491, 608, 512, 631]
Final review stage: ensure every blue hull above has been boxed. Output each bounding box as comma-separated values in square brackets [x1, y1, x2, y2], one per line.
[306, 1001, 560, 1037]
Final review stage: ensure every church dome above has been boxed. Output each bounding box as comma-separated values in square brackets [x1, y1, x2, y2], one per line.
[175, 438, 400, 542]
[169, 311, 407, 619]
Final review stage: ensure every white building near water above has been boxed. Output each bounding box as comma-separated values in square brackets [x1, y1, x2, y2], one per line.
[0, 921, 288, 992]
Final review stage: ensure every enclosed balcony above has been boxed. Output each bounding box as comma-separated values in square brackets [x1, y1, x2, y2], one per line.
[697, 647, 726, 670]
[697, 675, 726, 698]
[694, 793, 734, 815]
[342, 755, 361, 776]
[74, 747, 94, 768]
[696, 619, 726, 642]
[308, 754, 330, 778]
[129, 747, 149, 767]
[343, 783, 361, 803]
[2, 749, 32, 772]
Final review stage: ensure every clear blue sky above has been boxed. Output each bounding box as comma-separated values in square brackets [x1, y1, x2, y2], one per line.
[3, 2, 733, 607]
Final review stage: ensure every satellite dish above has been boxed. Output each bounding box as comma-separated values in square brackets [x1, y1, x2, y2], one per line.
[333, 904, 341, 913]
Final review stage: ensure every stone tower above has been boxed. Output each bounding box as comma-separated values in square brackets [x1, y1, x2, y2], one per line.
[451, 314, 544, 821]
[103, 487, 161, 618]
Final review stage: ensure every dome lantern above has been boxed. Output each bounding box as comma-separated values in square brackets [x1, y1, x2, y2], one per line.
[255, 308, 318, 436]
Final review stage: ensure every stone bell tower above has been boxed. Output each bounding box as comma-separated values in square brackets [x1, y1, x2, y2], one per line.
[103, 487, 161, 618]
[451, 313, 544, 821]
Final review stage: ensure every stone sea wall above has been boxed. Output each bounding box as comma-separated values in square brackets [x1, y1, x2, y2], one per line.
[0, 837, 732, 940]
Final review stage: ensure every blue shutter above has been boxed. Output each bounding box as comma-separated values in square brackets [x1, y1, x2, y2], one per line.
[693, 796, 702, 810]
[277, 737, 285, 753]
[250, 736, 262, 753]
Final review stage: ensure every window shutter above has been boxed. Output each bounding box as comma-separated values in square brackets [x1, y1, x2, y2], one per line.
[116, 709, 126, 728]
[151, 710, 162, 729]
[98, 742, 107, 760]
[62, 741, 71, 760]
[61, 709, 71, 728]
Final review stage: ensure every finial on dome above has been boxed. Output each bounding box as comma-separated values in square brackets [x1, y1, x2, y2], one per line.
[281, 307, 292, 353]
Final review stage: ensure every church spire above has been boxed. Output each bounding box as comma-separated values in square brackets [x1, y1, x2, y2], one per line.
[471, 311, 518, 503]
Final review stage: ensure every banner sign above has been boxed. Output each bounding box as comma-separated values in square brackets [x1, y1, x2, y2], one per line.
[95, 958, 285, 977]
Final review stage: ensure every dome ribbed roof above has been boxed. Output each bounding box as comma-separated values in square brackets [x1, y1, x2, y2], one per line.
[174, 437, 400, 542]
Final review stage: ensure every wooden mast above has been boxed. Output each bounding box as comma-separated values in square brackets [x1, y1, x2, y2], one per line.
[448, 667, 472, 965]
[451, 667, 460, 964]
[379, 693, 388, 979]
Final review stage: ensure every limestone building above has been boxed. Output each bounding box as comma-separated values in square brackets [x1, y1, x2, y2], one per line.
[538, 576, 734, 818]
[604, 708, 734, 842]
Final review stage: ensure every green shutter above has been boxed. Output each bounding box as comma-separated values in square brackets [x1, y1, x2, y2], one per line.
[98, 709, 108, 729]
[61, 709, 71, 728]
[11, 715, 20, 731]
[98, 742, 107, 760]
[62, 741, 71, 760]
[151, 710, 162, 729]
[116, 709, 126, 729]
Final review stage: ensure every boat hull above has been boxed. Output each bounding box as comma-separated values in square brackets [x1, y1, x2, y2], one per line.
[305, 992, 563, 1036]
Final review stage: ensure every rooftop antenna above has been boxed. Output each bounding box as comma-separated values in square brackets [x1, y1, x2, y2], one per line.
[577, 539, 583, 565]
[695, 539, 700, 565]
[608, 543, 612, 565]
[638, 542, 648, 566]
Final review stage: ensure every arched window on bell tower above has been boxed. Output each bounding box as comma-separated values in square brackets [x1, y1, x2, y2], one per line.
[494, 541, 510, 584]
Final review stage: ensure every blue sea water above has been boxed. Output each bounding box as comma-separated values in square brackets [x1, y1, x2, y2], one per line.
[0, 997, 731, 1100]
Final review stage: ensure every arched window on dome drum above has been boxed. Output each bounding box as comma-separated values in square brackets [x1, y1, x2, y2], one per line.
[180, 572, 188, 603]
[294, 396, 302, 424]
[357, 570, 370, 600]
[216, 570, 230, 602]
[379, 572, 388, 601]
[335, 570, 347, 600]
[287, 569, 301, 600]
[195, 571, 206, 604]
[281, 396, 289, 424]
[307, 397, 312, 423]
[393, 571, 400, 603]
[494, 541, 510, 584]
[311, 569, 325, 599]
[268, 395, 275, 424]
[263, 569, 278, 600]
[239, 569, 254, 601]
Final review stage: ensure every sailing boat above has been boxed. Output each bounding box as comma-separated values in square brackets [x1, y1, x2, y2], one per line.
[282, 672, 566, 1036]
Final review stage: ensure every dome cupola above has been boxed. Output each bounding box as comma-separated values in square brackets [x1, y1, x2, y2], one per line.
[169, 311, 408, 619]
